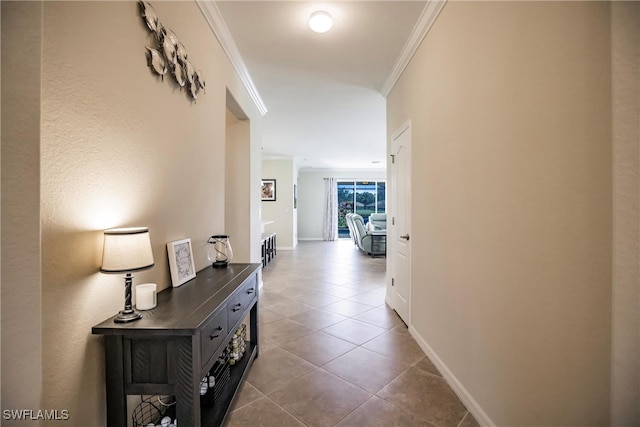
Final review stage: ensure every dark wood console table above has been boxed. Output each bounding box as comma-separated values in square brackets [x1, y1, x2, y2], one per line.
[92, 263, 261, 427]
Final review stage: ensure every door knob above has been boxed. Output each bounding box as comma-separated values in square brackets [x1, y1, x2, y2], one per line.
[400, 234, 410, 241]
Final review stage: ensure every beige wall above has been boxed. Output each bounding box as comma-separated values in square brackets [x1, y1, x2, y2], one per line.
[1, 1, 262, 425]
[611, 2, 640, 425]
[225, 106, 252, 263]
[387, 2, 613, 425]
[261, 159, 298, 249]
[1, 1, 44, 418]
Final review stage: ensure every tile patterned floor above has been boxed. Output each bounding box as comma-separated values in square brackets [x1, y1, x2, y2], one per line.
[226, 240, 479, 427]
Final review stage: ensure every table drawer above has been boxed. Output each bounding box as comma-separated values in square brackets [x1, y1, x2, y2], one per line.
[228, 276, 256, 326]
[200, 306, 228, 364]
[241, 275, 258, 306]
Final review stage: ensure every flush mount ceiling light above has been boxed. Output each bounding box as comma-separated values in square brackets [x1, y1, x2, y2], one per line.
[309, 11, 333, 33]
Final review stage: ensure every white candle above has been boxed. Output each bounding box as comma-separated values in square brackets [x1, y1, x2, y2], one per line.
[136, 283, 157, 310]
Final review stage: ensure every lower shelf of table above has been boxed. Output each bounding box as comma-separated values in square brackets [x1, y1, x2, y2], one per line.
[200, 341, 257, 426]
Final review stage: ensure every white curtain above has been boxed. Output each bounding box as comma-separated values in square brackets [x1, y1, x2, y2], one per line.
[323, 178, 338, 241]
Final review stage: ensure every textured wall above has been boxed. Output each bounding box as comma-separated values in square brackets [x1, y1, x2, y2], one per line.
[1, 2, 44, 420]
[0, 1, 261, 426]
[387, 2, 612, 425]
[611, 2, 640, 424]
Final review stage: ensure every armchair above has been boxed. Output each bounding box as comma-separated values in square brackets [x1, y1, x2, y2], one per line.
[351, 214, 385, 256]
[345, 213, 358, 245]
[368, 213, 387, 231]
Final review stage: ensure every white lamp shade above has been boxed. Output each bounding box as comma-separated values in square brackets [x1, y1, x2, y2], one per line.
[101, 227, 155, 273]
[309, 11, 333, 33]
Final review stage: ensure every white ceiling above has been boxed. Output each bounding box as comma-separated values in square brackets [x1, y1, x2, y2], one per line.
[215, 1, 429, 170]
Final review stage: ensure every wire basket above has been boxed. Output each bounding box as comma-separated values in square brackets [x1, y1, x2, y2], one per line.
[132, 395, 176, 427]
[201, 358, 231, 406]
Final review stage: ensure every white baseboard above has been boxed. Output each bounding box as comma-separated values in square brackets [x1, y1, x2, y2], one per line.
[297, 237, 323, 241]
[277, 246, 295, 250]
[408, 325, 495, 427]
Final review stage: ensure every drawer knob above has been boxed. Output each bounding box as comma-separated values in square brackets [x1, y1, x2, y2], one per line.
[210, 327, 224, 340]
[246, 288, 255, 295]
[232, 303, 242, 312]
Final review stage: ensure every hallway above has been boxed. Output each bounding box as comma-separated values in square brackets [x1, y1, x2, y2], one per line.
[227, 240, 479, 427]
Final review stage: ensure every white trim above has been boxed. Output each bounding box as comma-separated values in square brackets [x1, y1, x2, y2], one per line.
[197, 1, 268, 116]
[276, 246, 296, 251]
[409, 325, 496, 427]
[391, 119, 412, 142]
[381, 0, 447, 97]
[297, 237, 324, 241]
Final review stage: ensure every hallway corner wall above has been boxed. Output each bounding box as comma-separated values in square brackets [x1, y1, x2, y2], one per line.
[387, 2, 612, 425]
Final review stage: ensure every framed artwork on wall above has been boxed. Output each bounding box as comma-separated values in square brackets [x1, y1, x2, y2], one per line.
[167, 238, 196, 287]
[294, 184, 297, 208]
[261, 179, 276, 201]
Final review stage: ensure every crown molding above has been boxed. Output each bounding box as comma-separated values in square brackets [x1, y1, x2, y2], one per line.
[197, 0, 268, 116]
[381, 0, 447, 97]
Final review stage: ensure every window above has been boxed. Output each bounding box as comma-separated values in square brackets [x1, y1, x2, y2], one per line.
[337, 180, 386, 238]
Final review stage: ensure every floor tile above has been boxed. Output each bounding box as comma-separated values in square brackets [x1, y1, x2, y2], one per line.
[254, 241, 473, 427]
[289, 292, 344, 308]
[370, 287, 387, 296]
[335, 395, 434, 427]
[353, 306, 403, 329]
[323, 300, 375, 317]
[324, 275, 360, 286]
[246, 347, 316, 394]
[277, 285, 317, 299]
[263, 299, 316, 318]
[268, 369, 371, 427]
[377, 366, 468, 426]
[260, 291, 295, 307]
[347, 291, 387, 307]
[260, 307, 287, 325]
[261, 318, 315, 345]
[316, 285, 363, 299]
[389, 324, 411, 336]
[259, 338, 279, 353]
[459, 411, 482, 427]
[323, 347, 408, 393]
[322, 319, 387, 345]
[281, 331, 356, 366]
[287, 309, 348, 330]
[342, 282, 385, 293]
[226, 396, 305, 427]
[362, 330, 425, 365]
[230, 381, 264, 412]
[413, 355, 442, 377]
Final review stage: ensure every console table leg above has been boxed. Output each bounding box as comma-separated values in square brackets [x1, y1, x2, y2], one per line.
[172, 336, 200, 427]
[250, 300, 259, 359]
[104, 335, 127, 427]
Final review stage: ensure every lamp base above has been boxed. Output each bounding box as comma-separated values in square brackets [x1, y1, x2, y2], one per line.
[114, 309, 142, 323]
[212, 261, 228, 268]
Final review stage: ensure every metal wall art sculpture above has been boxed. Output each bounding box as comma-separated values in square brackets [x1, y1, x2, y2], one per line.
[139, 1, 206, 101]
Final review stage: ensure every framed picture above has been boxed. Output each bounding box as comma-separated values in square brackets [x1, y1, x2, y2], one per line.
[261, 179, 276, 201]
[167, 238, 196, 287]
[293, 184, 298, 208]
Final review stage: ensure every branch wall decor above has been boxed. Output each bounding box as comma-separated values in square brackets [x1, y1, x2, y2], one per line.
[139, 1, 206, 101]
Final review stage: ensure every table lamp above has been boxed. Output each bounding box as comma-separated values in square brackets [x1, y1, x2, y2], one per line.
[100, 227, 155, 323]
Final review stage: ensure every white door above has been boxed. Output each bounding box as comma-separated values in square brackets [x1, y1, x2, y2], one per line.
[390, 121, 412, 325]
